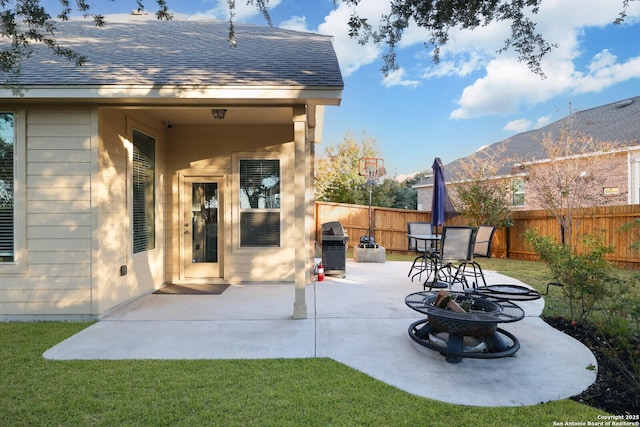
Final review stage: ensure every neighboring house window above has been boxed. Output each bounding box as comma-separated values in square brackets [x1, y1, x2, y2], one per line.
[132, 129, 155, 253]
[512, 178, 525, 206]
[239, 159, 280, 247]
[0, 113, 14, 262]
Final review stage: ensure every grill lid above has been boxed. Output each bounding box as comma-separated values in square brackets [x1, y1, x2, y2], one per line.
[322, 221, 348, 240]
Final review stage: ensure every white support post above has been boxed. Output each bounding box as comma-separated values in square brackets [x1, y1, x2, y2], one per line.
[293, 107, 308, 319]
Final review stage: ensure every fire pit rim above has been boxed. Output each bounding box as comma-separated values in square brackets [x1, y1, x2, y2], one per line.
[422, 293, 502, 322]
[405, 291, 525, 324]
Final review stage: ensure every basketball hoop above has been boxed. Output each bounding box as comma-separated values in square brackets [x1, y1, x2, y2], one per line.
[358, 157, 385, 248]
[358, 157, 385, 184]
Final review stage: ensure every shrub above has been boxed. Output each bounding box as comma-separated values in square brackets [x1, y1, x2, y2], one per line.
[453, 179, 514, 228]
[524, 229, 614, 322]
[526, 228, 640, 402]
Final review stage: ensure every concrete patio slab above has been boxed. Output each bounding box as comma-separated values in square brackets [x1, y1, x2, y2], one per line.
[43, 260, 596, 407]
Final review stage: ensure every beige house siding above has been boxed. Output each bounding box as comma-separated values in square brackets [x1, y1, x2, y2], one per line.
[0, 106, 315, 319]
[0, 108, 94, 317]
[95, 108, 166, 315]
[0, 106, 171, 319]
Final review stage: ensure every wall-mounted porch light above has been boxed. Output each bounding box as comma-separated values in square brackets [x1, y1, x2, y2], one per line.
[212, 109, 227, 120]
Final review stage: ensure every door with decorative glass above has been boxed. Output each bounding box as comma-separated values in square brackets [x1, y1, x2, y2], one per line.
[183, 177, 222, 279]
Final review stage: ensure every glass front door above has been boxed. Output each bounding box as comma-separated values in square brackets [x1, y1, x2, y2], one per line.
[183, 178, 221, 279]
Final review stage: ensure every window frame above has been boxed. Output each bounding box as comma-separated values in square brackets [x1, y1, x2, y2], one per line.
[234, 155, 282, 249]
[512, 178, 526, 207]
[131, 128, 156, 255]
[634, 157, 640, 205]
[0, 110, 25, 273]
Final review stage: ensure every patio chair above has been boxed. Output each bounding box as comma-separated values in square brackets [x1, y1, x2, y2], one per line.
[455, 225, 496, 289]
[424, 226, 477, 291]
[473, 225, 496, 259]
[407, 222, 436, 282]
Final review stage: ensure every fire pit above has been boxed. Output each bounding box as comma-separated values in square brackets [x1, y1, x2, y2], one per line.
[405, 291, 525, 363]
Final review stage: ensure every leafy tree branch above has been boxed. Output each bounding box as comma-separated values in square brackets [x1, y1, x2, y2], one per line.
[0, 0, 635, 86]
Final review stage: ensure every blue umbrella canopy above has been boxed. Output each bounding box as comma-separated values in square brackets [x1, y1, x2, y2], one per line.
[431, 157, 457, 227]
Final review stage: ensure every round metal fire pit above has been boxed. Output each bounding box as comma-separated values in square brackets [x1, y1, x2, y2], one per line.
[419, 293, 502, 336]
[405, 291, 525, 363]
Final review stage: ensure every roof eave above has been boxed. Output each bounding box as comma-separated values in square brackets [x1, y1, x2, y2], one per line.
[0, 84, 343, 106]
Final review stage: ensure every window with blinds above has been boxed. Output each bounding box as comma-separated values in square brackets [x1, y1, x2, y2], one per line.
[239, 159, 280, 247]
[132, 129, 155, 254]
[0, 113, 14, 262]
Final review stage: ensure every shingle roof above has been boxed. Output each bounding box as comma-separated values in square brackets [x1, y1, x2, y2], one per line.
[7, 19, 344, 88]
[415, 95, 640, 186]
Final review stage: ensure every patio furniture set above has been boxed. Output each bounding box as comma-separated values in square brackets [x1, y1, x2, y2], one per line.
[407, 223, 496, 291]
[404, 223, 548, 363]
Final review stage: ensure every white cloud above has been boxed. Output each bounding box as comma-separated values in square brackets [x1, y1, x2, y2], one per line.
[504, 119, 532, 133]
[574, 52, 640, 93]
[445, 0, 640, 119]
[382, 68, 420, 88]
[588, 49, 618, 73]
[395, 172, 417, 182]
[536, 115, 552, 128]
[449, 56, 566, 119]
[318, 0, 640, 119]
[450, 45, 640, 119]
[316, 0, 391, 76]
[192, 0, 640, 115]
[198, 0, 283, 21]
[280, 16, 309, 32]
[503, 114, 552, 134]
[422, 51, 487, 79]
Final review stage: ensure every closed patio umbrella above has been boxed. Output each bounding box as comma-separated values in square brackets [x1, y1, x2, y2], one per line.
[431, 157, 457, 230]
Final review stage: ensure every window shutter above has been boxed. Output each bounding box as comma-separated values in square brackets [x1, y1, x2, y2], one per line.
[132, 129, 155, 254]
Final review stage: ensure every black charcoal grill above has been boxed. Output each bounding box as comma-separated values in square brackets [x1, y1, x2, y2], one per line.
[321, 221, 348, 277]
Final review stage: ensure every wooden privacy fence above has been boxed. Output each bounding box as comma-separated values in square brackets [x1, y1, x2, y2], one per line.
[314, 202, 640, 269]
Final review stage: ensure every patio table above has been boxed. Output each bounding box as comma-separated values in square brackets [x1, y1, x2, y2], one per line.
[406, 234, 441, 285]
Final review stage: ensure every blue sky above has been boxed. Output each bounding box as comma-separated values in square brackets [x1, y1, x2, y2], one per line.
[43, 0, 640, 179]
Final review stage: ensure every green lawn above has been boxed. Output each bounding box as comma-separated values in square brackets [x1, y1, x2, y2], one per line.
[1, 318, 610, 426]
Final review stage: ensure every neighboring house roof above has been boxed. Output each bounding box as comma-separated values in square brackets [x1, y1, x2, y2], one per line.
[414, 95, 640, 187]
[1, 17, 343, 102]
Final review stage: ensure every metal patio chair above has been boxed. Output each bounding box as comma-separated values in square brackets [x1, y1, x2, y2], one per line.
[455, 225, 496, 289]
[407, 222, 435, 282]
[424, 225, 477, 291]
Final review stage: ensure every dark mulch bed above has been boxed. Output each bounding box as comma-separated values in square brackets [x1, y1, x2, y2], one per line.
[544, 316, 640, 415]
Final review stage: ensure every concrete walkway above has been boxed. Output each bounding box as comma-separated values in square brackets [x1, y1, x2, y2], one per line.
[43, 260, 597, 407]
